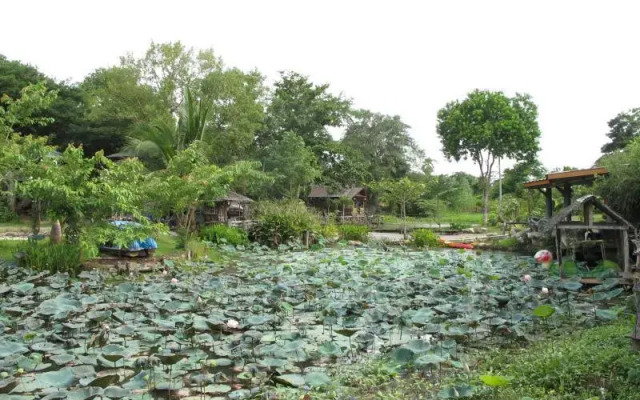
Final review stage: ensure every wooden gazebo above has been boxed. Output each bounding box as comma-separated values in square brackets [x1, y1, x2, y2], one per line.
[542, 195, 637, 280]
[525, 167, 609, 218]
[202, 191, 253, 225]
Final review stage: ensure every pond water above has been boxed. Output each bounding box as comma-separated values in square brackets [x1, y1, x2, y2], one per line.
[0, 247, 624, 399]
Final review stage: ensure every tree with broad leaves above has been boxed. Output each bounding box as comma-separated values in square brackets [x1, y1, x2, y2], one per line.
[600, 108, 640, 153]
[436, 90, 541, 225]
[258, 71, 351, 151]
[372, 177, 425, 239]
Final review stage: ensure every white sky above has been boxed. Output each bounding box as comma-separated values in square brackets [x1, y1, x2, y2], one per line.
[3, 0, 640, 175]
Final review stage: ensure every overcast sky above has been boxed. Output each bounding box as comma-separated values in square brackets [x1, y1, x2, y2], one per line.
[3, 0, 640, 175]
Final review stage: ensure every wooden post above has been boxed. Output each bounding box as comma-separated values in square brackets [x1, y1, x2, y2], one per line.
[545, 188, 553, 218]
[555, 228, 563, 278]
[584, 202, 594, 226]
[562, 184, 572, 208]
[622, 229, 632, 280]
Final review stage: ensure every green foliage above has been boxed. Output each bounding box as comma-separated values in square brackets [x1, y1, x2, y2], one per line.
[342, 109, 424, 181]
[318, 224, 339, 240]
[337, 224, 369, 242]
[411, 229, 440, 248]
[259, 71, 351, 150]
[251, 200, 320, 247]
[200, 224, 248, 246]
[17, 241, 82, 276]
[477, 322, 640, 399]
[597, 135, 640, 222]
[449, 222, 470, 231]
[261, 131, 320, 198]
[372, 177, 426, 238]
[601, 107, 640, 153]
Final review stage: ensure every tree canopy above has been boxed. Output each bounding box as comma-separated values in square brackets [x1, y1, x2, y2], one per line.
[436, 90, 541, 224]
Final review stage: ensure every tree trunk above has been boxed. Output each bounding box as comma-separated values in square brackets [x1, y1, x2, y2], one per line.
[482, 181, 490, 226]
[402, 201, 407, 240]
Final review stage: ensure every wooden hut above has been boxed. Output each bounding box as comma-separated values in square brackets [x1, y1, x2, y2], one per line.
[202, 191, 253, 225]
[308, 185, 368, 220]
[542, 195, 637, 280]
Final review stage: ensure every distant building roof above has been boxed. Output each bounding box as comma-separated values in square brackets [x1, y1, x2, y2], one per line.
[338, 187, 366, 198]
[309, 186, 366, 199]
[309, 185, 331, 198]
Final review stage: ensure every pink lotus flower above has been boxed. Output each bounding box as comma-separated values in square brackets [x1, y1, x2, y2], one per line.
[170, 278, 178, 284]
[226, 319, 240, 329]
[534, 250, 553, 264]
[523, 274, 531, 283]
[541, 287, 549, 295]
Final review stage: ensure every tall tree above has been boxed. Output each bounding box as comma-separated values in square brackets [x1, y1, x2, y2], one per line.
[200, 68, 266, 164]
[601, 108, 640, 153]
[316, 141, 372, 190]
[342, 109, 424, 181]
[436, 90, 541, 224]
[80, 66, 168, 155]
[0, 55, 88, 150]
[262, 132, 320, 198]
[121, 41, 222, 114]
[259, 71, 351, 150]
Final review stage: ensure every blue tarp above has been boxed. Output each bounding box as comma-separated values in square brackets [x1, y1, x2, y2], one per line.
[103, 220, 158, 251]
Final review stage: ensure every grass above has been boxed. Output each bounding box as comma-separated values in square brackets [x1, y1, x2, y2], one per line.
[0, 239, 21, 261]
[154, 233, 182, 257]
[381, 211, 483, 227]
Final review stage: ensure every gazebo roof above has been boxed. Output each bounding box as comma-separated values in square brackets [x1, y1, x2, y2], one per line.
[525, 167, 608, 189]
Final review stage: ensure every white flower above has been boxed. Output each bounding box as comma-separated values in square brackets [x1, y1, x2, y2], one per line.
[523, 274, 531, 283]
[226, 319, 240, 329]
[541, 287, 549, 295]
[162, 270, 168, 276]
[170, 278, 178, 284]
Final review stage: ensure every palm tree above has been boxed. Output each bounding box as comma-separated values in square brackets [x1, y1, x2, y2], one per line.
[122, 87, 211, 168]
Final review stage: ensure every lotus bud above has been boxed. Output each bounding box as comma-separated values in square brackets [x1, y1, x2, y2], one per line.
[171, 278, 178, 284]
[226, 319, 240, 329]
[541, 287, 549, 295]
[523, 274, 531, 283]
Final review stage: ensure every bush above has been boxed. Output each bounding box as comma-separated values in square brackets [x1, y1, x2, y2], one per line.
[449, 222, 470, 231]
[319, 224, 339, 240]
[338, 224, 369, 242]
[200, 224, 248, 246]
[0, 201, 18, 223]
[411, 229, 440, 248]
[17, 241, 82, 276]
[250, 200, 320, 247]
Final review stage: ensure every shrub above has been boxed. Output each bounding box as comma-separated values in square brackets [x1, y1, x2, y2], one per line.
[319, 224, 339, 240]
[17, 241, 82, 276]
[250, 200, 320, 247]
[0, 201, 18, 223]
[200, 224, 248, 246]
[411, 229, 440, 248]
[450, 222, 471, 231]
[185, 237, 207, 260]
[338, 224, 369, 242]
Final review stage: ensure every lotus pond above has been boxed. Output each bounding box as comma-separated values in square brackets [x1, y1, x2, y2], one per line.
[0, 247, 627, 399]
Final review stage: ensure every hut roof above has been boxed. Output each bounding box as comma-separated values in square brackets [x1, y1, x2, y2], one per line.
[339, 187, 366, 198]
[309, 185, 331, 198]
[309, 185, 366, 199]
[215, 191, 253, 203]
[543, 195, 635, 232]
